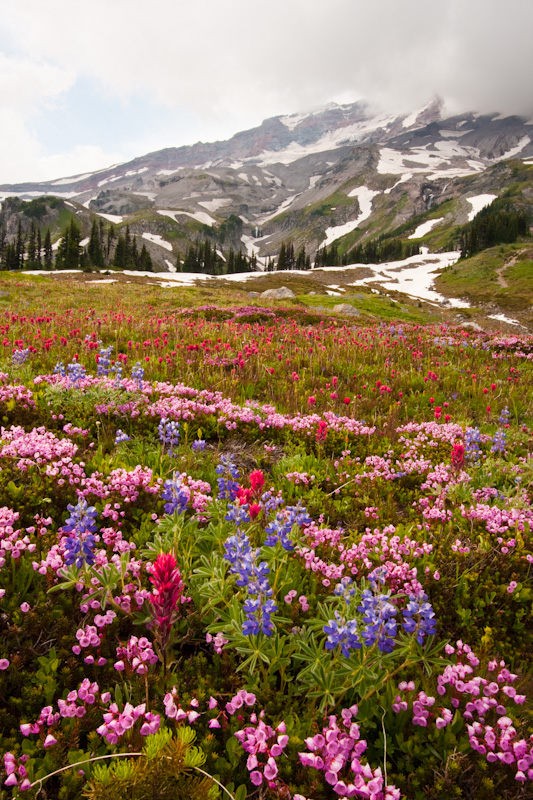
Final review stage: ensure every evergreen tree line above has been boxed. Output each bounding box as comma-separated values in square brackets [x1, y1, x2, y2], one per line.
[0, 221, 53, 270]
[273, 241, 311, 271]
[179, 239, 257, 275]
[314, 237, 420, 268]
[0, 218, 153, 272]
[458, 200, 530, 259]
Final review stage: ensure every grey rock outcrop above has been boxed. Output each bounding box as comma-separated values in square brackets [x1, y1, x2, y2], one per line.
[260, 286, 296, 299]
[333, 303, 361, 316]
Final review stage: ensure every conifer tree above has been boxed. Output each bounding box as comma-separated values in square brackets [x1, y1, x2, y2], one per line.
[227, 248, 235, 274]
[15, 220, 24, 269]
[114, 234, 127, 269]
[26, 222, 37, 268]
[139, 243, 153, 271]
[56, 219, 82, 270]
[36, 228, 42, 268]
[43, 229, 53, 270]
[106, 224, 116, 263]
[277, 241, 287, 270]
[88, 220, 105, 268]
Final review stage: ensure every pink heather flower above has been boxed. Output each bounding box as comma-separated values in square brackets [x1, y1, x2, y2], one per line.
[0, 659, 9, 670]
[43, 734, 57, 747]
[507, 581, 518, 594]
[299, 595, 309, 611]
[20, 603, 30, 612]
[250, 770, 263, 786]
[263, 756, 278, 780]
[308, 396, 316, 406]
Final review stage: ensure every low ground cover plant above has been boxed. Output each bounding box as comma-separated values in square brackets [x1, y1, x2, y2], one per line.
[0, 283, 532, 799]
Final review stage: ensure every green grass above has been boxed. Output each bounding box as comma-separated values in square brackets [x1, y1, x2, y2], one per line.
[435, 243, 533, 310]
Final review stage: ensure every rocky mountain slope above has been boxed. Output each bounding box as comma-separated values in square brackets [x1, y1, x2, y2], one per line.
[1, 98, 533, 271]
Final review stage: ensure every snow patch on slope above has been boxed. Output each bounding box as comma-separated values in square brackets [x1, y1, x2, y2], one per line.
[52, 172, 95, 186]
[236, 113, 398, 168]
[493, 136, 530, 162]
[408, 218, 444, 239]
[96, 212, 123, 223]
[142, 232, 173, 251]
[377, 146, 485, 179]
[344, 250, 467, 306]
[466, 194, 497, 220]
[402, 102, 432, 128]
[439, 129, 472, 138]
[157, 209, 215, 226]
[255, 195, 299, 224]
[322, 187, 379, 247]
[384, 173, 412, 194]
[280, 112, 309, 131]
[198, 198, 231, 212]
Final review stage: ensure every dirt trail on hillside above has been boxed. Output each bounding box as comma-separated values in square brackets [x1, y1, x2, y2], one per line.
[495, 255, 517, 288]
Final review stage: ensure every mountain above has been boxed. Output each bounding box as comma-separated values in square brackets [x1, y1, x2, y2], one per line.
[1, 98, 533, 272]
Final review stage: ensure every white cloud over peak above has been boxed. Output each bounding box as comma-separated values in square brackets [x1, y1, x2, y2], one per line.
[1, 0, 533, 182]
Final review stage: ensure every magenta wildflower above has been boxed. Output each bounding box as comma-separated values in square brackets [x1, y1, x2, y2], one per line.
[149, 553, 184, 652]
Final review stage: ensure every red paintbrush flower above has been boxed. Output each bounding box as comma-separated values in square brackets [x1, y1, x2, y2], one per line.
[149, 553, 184, 648]
[250, 470, 265, 496]
[451, 441, 465, 469]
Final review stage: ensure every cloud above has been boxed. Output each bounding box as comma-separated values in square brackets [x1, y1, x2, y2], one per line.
[1, 0, 533, 181]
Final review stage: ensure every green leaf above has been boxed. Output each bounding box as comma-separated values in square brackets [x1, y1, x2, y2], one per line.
[235, 785, 248, 800]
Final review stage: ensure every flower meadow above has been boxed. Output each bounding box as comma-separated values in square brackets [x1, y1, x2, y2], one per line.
[0, 288, 532, 799]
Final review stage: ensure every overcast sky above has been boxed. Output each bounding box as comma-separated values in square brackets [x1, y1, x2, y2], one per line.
[1, 0, 532, 183]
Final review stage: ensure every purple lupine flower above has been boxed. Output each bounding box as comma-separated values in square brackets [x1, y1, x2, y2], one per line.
[97, 344, 113, 376]
[131, 361, 145, 389]
[158, 418, 180, 456]
[161, 473, 189, 515]
[358, 588, 398, 653]
[62, 498, 98, 536]
[12, 348, 30, 367]
[264, 503, 311, 551]
[465, 427, 482, 462]
[491, 428, 507, 454]
[216, 455, 240, 500]
[64, 534, 97, 568]
[115, 429, 131, 445]
[66, 362, 86, 385]
[324, 611, 361, 657]
[243, 597, 277, 636]
[402, 592, 437, 644]
[334, 576, 357, 606]
[498, 406, 510, 426]
[61, 497, 98, 569]
[223, 500, 277, 637]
